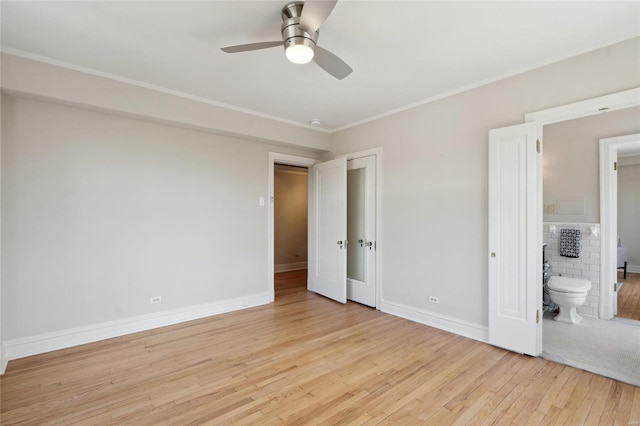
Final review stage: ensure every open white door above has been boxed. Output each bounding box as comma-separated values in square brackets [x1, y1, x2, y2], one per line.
[488, 122, 542, 356]
[346, 156, 376, 307]
[308, 158, 347, 303]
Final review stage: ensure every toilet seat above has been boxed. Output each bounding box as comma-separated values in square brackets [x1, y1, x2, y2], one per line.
[548, 276, 591, 293]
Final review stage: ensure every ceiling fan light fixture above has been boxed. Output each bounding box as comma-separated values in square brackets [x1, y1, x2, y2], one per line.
[285, 41, 314, 64]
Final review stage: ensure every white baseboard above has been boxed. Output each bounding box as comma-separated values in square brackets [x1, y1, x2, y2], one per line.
[0, 349, 7, 375]
[380, 299, 488, 344]
[2, 291, 271, 372]
[274, 261, 307, 273]
[627, 264, 640, 274]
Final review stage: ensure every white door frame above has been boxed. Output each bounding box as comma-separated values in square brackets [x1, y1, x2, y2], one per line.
[599, 134, 640, 319]
[336, 148, 383, 308]
[525, 88, 639, 324]
[268, 153, 319, 302]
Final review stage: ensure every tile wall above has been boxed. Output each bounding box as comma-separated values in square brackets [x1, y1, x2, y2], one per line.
[543, 222, 600, 318]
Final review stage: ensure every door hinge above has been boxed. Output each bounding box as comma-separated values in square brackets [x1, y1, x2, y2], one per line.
[536, 139, 541, 154]
[536, 309, 540, 324]
[614, 282, 618, 292]
[614, 161, 617, 171]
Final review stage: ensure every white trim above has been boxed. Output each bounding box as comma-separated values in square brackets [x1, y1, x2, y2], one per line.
[274, 261, 308, 273]
[0, 47, 331, 134]
[0, 82, 3, 374]
[336, 148, 383, 309]
[627, 265, 640, 274]
[2, 292, 270, 366]
[268, 153, 319, 302]
[380, 299, 488, 344]
[600, 134, 640, 320]
[525, 88, 640, 125]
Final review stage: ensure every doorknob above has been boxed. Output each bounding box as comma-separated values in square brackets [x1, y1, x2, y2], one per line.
[337, 240, 348, 249]
[366, 241, 375, 250]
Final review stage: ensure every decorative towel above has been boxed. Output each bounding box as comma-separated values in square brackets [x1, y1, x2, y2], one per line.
[559, 228, 581, 258]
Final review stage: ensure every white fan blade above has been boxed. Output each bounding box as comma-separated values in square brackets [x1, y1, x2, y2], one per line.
[299, 0, 338, 34]
[221, 41, 281, 53]
[313, 46, 352, 80]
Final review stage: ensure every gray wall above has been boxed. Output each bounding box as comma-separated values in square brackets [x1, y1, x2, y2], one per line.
[331, 37, 640, 326]
[274, 165, 308, 268]
[543, 107, 640, 223]
[1, 95, 317, 340]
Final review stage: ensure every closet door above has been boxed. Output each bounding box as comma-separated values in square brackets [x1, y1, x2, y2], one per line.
[308, 158, 347, 303]
[346, 155, 376, 307]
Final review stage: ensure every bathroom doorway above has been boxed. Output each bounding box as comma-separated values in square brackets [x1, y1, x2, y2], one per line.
[488, 89, 640, 383]
[530, 96, 640, 385]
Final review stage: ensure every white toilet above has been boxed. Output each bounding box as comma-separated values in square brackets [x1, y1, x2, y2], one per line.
[547, 276, 592, 324]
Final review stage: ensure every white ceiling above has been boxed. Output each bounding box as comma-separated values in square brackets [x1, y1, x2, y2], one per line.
[1, 1, 639, 131]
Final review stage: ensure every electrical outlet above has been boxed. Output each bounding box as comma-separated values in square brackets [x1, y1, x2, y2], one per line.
[544, 204, 556, 214]
[428, 296, 439, 304]
[150, 296, 161, 304]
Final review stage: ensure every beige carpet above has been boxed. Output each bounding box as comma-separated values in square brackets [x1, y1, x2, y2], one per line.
[542, 313, 640, 387]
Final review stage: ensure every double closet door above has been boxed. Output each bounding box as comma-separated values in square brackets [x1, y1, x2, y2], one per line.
[307, 155, 376, 307]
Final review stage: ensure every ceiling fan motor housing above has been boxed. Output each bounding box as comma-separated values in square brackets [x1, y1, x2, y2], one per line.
[281, 2, 318, 53]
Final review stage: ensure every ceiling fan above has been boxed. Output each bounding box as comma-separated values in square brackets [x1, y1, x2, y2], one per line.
[221, 0, 352, 80]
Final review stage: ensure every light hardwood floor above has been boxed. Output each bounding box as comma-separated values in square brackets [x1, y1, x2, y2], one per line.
[1, 270, 639, 425]
[618, 272, 640, 321]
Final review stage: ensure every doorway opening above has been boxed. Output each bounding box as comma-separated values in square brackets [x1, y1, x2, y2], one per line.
[522, 92, 640, 385]
[274, 164, 309, 275]
[600, 133, 640, 323]
[488, 88, 640, 357]
[268, 150, 382, 307]
[268, 153, 317, 302]
[273, 163, 309, 301]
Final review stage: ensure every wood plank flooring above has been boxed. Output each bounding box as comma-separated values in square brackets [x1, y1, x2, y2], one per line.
[1, 270, 639, 425]
[618, 272, 640, 321]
